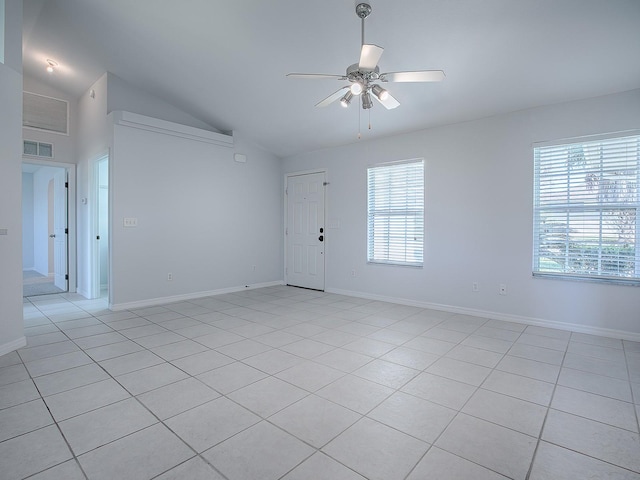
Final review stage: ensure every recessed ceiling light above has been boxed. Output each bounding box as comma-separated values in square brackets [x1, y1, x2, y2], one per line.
[46, 59, 58, 73]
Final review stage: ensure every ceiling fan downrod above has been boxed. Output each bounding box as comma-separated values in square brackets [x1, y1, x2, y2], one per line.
[353, 3, 376, 109]
[355, 2, 372, 46]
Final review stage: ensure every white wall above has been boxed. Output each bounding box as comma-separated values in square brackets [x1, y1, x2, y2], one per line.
[0, 0, 24, 355]
[109, 117, 283, 308]
[22, 172, 34, 269]
[282, 89, 640, 339]
[107, 73, 218, 132]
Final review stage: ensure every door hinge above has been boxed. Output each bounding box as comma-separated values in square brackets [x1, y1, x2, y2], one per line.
[285, 227, 288, 235]
[65, 228, 68, 234]
[65, 274, 69, 280]
[65, 182, 68, 188]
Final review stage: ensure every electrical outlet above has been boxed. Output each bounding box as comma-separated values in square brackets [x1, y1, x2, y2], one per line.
[167, 273, 173, 281]
[472, 282, 479, 292]
[123, 217, 138, 227]
[499, 283, 507, 295]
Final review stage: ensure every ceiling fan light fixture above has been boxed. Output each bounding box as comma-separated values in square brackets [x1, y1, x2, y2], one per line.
[350, 82, 363, 95]
[362, 91, 373, 109]
[340, 91, 353, 108]
[372, 84, 389, 101]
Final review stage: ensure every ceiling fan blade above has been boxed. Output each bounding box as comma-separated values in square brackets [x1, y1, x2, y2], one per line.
[315, 87, 349, 107]
[374, 90, 400, 110]
[379, 70, 445, 83]
[359, 44, 384, 71]
[287, 73, 346, 80]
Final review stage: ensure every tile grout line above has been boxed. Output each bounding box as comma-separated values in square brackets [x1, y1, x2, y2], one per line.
[621, 340, 640, 437]
[16, 327, 91, 480]
[523, 330, 570, 480]
[404, 320, 537, 480]
[8, 289, 640, 479]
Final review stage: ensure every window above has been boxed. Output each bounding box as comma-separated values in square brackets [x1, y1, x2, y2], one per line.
[533, 133, 640, 284]
[367, 159, 424, 267]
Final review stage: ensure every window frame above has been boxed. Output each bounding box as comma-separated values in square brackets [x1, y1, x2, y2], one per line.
[532, 132, 640, 286]
[367, 158, 425, 268]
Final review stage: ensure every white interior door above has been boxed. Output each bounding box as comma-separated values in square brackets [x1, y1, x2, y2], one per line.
[53, 170, 68, 291]
[286, 172, 325, 290]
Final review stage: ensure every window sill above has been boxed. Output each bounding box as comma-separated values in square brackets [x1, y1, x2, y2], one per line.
[532, 272, 640, 287]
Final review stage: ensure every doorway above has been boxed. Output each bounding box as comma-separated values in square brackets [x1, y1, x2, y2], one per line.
[90, 154, 109, 300]
[285, 171, 326, 290]
[22, 163, 68, 296]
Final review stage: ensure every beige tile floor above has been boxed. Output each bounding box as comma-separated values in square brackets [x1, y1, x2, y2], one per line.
[1, 286, 639, 479]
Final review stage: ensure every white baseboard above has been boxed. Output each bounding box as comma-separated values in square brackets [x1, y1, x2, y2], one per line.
[326, 287, 640, 342]
[0, 337, 27, 357]
[76, 288, 91, 299]
[110, 281, 285, 311]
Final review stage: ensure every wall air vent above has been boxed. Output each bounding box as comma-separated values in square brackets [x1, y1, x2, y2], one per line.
[23, 140, 54, 158]
[23, 91, 69, 135]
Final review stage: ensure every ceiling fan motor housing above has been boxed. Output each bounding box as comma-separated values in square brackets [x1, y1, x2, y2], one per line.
[347, 63, 379, 80]
[355, 2, 372, 19]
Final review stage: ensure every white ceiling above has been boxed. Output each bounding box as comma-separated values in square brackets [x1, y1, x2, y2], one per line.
[22, 0, 640, 158]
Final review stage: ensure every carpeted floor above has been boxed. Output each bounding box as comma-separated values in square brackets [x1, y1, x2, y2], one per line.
[23, 270, 65, 297]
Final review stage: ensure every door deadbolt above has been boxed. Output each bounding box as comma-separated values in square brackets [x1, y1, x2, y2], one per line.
[318, 235, 324, 242]
[319, 227, 324, 233]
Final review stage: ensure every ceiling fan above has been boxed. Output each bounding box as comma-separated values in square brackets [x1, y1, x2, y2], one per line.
[287, 2, 445, 111]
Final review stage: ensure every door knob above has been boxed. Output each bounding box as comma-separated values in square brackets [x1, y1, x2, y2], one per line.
[49, 234, 56, 238]
[318, 235, 324, 242]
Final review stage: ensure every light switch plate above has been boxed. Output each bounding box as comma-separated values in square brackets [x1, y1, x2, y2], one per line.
[123, 217, 138, 227]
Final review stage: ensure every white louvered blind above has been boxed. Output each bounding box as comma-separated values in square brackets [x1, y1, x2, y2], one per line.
[367, 159, 424, 267]
[533, 134, 640, 284]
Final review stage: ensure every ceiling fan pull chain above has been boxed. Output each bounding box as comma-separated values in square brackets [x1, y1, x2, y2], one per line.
[358, 95, 362, 139]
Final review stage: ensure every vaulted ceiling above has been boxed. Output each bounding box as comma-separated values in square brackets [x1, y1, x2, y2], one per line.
[22, 0, 640, 158]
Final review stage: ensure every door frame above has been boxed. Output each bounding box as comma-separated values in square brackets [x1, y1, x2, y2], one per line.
[89, 151, 110, 300]
[21, 158, 77, 294]
[283, 169, 327, 290]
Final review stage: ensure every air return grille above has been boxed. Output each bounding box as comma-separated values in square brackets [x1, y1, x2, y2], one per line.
[23, 140, 53, 158]
[23, 91, 69, 135]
